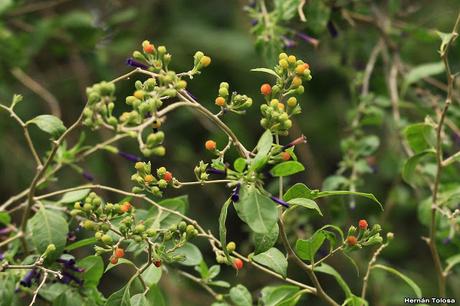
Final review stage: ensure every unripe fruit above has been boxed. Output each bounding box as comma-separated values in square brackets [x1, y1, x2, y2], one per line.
[279, 59, 288, 69]
[83, 203, 92, 212]
[157, 166, 166, 176]
[215, 97, 225, 106]
[144, 174, 154, 183]
[102, 234, 113, 245]
[295, 64, 307, 74]
[163, 171, 173, 182]
[134, 90, 144, 99]
[277, 103, 285, 110]
[233, 258, 243, 270]
[291, 76, 302, 87]
[146, 228, 157, 237]
[157, 46, 166, 54]
[83, 220, 95, 230]
[143, 43, 155, 54]
[287, 55, 296, 64]
[110, 256, 118, 265]
[74, 202, 82, 209]
[346, 235, 358, 246]
[178, 221, 187, 231]
[287, 97, 297, 107]
[205, 140, 217, 151]
[218, 87, 228, 97]
[152, 146, 166, 156]
[134, 224, 145, 234]
[279, 53, 288, 60]
[177, 80, 187, 89]
[135, 162, 144, 170]
[200, 56, 211, 67]
[260, 83, 272, 96]
[226, 242, 236, 253]
[270, 99, 279, 107]
[358, 219, 368, 230]
[281, 152, 291, 161]
[220, 82, 229, 89]
[95, 232, 103, 240]
[115, 247, 125, 258]
[158, 179, 168, 188]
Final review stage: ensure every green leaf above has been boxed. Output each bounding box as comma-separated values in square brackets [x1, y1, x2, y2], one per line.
[145, 285, 166, 306]
[437, 31, 458, 55]
[343, 295, 369, 306]
[295, 231, 326, 262]
[446, 254, 460, 273]
[53, 289, 84, 306]
[29, 208, 68, 260]
[250, 68, 280, 79]
[274, 0, 302, 20]
[59, 189, 90, 203]
[251, 130, 273, 171]
[270, 161, 305, 177]
[130, 294, 150, 306]
[229, 284, 253, 306]
[0, 274, 17, 306]
[402, 149, 436, 185]
[65, 237, 97, 251]
[403, 62, 444, 93]
[27, 114, 66, 138]
[314, 264, 352, 298]
[254, 223, 279, 254]
[207, 265, 221, 279]
[148, 196, 188, 229]
[283, 183, 315, 201]
[105, 258, 136, 272]
[0, 212, 11, 225]
[172, 242, 203, 266]
[219, 199, 232, 262]
[252, 247, 287, 277]
[372, 264, 422, 297]
[78, 255, 103, 288]
[403, 123, 436, 153]
[305, 0, 331, 34]
[260, 285, 300, 306]
[141, 264, 162, 286]
[105, 284, 131, 306]
[234, 185, 278, 234]
[314, 190, 383, 210]
[287, 198, 322, 216]
[209, 280, 231, 288]
[234, 157, 247, 172]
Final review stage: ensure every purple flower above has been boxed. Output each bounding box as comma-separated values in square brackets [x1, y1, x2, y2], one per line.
[270, 196, 290, 208]
[231, 184, 241, 202]
[250, 19, 258, 26]
[282, 36, 297, 49]
[0, 252, 4, 261]
[443, 237, 452, 245]
[67, 231, 77, 242]
[184, 90, 198, 101]
[282, 135, 307, 150]
[82, 171, 94, 181]
[118, 151, 141, 163]
[61, 271, 83, 285]
[296, 32, 320, 48]
[0, 227, 11, 235]
[327, 21, 338, 38]
[206, 167, 226, 175]
[125, 58, 148, 70]
[20, 269, 40, 287]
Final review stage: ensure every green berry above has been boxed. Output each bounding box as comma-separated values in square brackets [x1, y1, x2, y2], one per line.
[83, 203, 92, 212]
[101, 234, 113, 245]
[226, 241, 236, 253]
[134, 224, 145, 234]
[95, 232, 103, 240]
[178, 221, 187, 231]
[83, 220, 95, 230]
[218, 87, 229, 97]
[146, 228, 157, 237]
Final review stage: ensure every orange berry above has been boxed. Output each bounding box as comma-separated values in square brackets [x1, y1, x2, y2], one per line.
[281, 152, 291, 161]
[143, 43, 155, 54]
[295, 64, 306, 74]
[260, 83, 272, 96]
[358, 219, 368, 230]
[291, 76, 302, 87]
[205, 140, 217, 151]
[215, 97, 225, 106]
[347, 236, 358, 246]
[163, 171, 173, 182]
[232, 258, 243, 270]
[121, 202, 131, 213]
[303, 63, 310, 70]
[115, 247, 125, 258]
[277, 102, 285, 110]
[144, 175, 154, 183]
[110, 256, 118, 265]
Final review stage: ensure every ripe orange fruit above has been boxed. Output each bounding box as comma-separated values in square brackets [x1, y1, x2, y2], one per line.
[260, 83, 272, 96]
[163, 171, 173, 182]
[281, 152, 291, 161]
[232, 258, 243, 270]
[215, 97, 225, 106]
[114, 248, 125, 258]
[205, 140, 217, 151]
[347, 236, 358, 246]
[143, 44, 155, 54]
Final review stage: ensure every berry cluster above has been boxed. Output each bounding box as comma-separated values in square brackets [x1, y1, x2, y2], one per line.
[131, 162, 173, 197]
[258, 53, 312, 135]
[345, 219, 384, 248]
[83, 81, 116, 129]
[215, 82, 253, 114]
[132, 40, 172, 72]
[215, 242, 243, 270]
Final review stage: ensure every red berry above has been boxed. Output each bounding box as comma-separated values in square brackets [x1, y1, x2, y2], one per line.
[232, 258, 244, 270]
[154, 260, 162, 267]
[281, 152, 291, 161]
[347, 236, 358, 246]
[163, 171, 173, 182]
[110, 256, 118, 265]
[144, 44, 155, 54]
[358, 219, 368, 230]
[260, 83, 272, 96]
[114, 247, 125, 258]
[205, 140, 217, 151]
[120, 202, 131, 213]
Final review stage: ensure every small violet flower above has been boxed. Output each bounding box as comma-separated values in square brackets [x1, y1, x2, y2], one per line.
[270, 196, 290, 208]
[296, 32, 320, 48]
[125, 58, 148, 70]
[231, 184, 241, 202]
[206, 167, 226, 175]
[118, 151, 142, 163]
[282, 135, 307, 150]
[82, 171, 94, 182]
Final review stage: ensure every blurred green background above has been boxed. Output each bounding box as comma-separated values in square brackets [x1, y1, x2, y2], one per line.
[1, 0, 460, 305]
